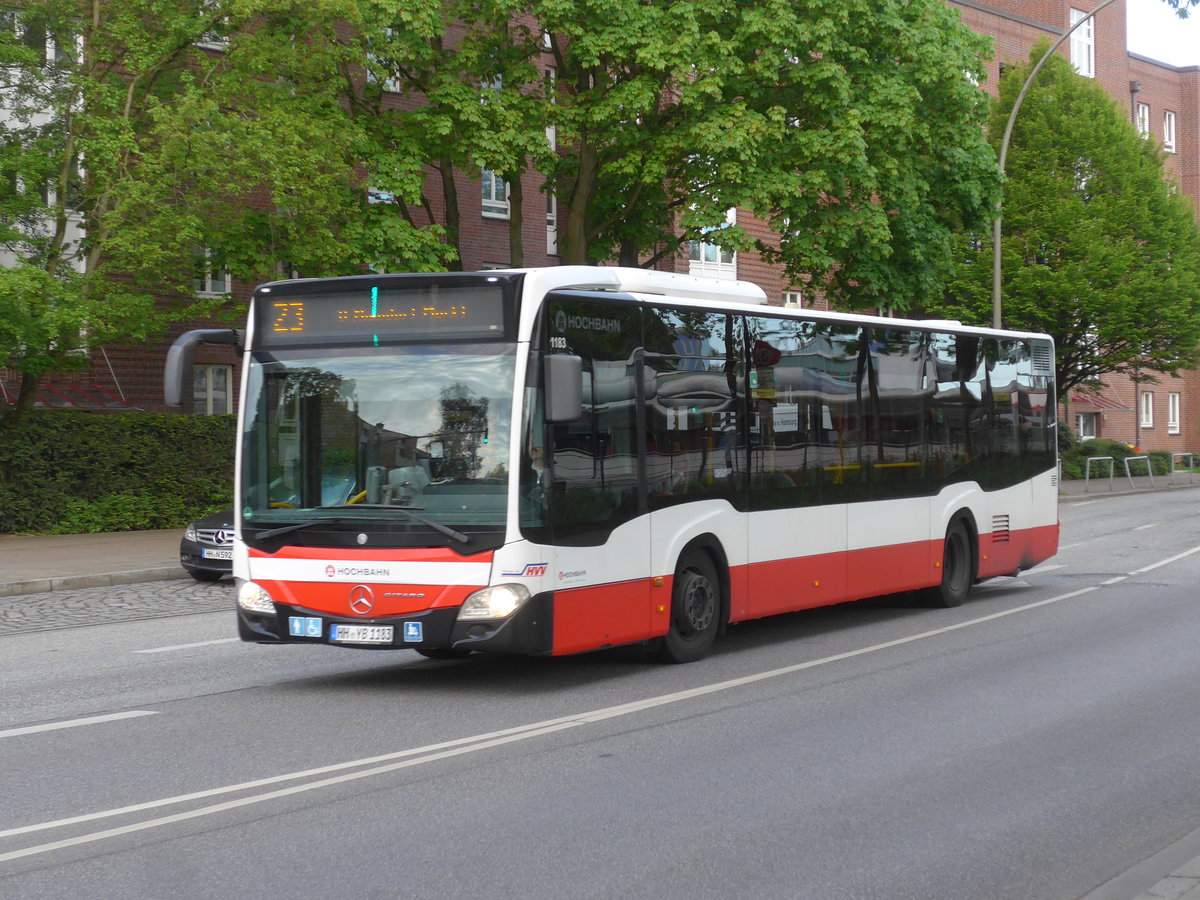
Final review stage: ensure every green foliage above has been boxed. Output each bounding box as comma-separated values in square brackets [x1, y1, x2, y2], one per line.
[0, 410, 234, 533]
[528, 0, 999, 308]
[928, 42, 1200, 395]
[1058, 439, 1177, 480]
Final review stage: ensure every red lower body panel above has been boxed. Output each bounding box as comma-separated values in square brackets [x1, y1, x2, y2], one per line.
[551, 578, 656, 655]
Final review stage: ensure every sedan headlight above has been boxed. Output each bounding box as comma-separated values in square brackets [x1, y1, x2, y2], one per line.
[458, 583, 531, 621]
[184, 524, 198, 542]
[237, 581, 276, 615]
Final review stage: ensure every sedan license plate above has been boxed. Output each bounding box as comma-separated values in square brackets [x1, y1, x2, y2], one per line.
[202, 548, 233, 560]
[330, 624, 394, 645]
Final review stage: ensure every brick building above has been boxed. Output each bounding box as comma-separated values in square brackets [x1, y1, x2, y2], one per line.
[952, 0, 1200, 455]
[4, 0, 1198, 458]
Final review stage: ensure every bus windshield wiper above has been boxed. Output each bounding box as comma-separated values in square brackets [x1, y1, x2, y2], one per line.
[317, 504, 472, 546]
[253, 516, 374, 541]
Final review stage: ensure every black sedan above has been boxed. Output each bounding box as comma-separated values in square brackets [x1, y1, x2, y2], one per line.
[180, 509, 234, 582]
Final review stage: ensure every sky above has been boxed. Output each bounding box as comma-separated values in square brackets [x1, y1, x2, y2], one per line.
[1125, 0, 1200, 66]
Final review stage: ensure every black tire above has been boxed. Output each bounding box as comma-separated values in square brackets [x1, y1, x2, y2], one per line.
[924, 519, 973, 608]
[414, 647, 472, 660]
[188, 569, 224, 583]
[657, 550, 721, 663]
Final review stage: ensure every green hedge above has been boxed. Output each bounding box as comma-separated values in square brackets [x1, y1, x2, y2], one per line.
[1059, 438, 1174, 480]
[0, 410, 235, 534]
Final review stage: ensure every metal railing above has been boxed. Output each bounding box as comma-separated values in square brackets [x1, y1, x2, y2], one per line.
[1084, 456, 1115, 492]
[1171, 452, 1196, 483]
[1123, 455, 1154, 488]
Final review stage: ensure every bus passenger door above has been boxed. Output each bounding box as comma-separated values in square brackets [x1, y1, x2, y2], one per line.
[543, 300, 653, 654]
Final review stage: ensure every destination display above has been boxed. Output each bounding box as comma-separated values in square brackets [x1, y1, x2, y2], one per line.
[254, 281, 509, 347]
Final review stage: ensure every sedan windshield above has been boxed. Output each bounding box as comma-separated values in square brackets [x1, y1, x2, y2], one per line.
[240, 343, 516, 548]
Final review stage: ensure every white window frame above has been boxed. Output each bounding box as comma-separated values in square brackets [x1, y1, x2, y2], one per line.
[366, 186, 394, 205]
[546, 191, 558, 256]
[1141, 390, 1154, 428]
[1076, 412, 1097, 440]
[481, 169, 509, 219]
[1164, 111, 1176, 153]
[1168, 392, 1180, 434]
[783, 291, 805, 308]
[688, 208, 737, 280]
[194, 249, 230, 296]
[544, 65, 558, 254]
[367, 27, 402, 93]
[1136, 102, 1150, 137]
[1070, 9, 1094, 78]
[193, 364, 233, 415]
[196, 0, 229, 51]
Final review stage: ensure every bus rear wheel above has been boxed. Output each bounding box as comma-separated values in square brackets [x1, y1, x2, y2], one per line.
[924, 519, 973, 608]
[657, 551, 721, 663]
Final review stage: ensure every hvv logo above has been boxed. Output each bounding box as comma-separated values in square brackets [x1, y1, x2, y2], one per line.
[502, 562, 549, 577]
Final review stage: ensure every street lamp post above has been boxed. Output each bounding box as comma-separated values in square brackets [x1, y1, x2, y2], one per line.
[991, 0, 1122, 329]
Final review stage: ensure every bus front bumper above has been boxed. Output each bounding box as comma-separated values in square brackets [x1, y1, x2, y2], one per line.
[237, 591, 554, 656]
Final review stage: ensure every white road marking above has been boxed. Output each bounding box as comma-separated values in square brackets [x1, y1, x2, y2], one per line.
[7, 543, 1200, 863]
[1134, 523, 1160, 531]
[134, 638, 239, 654]
[1102, 576, 1128, 586]
[0, 711, 157, 740]
[1130, 544, 1200, 575]
[1023, 563, 1066, 575]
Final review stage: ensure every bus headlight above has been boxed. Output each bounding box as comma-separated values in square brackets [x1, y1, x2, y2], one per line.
[238, 581, 276, 615]
[458, 584, 530, 621]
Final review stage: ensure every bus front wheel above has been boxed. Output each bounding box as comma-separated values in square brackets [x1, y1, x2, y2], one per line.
[657, 551, 721, 664]
[924, 519, 973, 608]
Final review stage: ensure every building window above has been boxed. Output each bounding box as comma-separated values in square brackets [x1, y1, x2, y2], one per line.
[1069, 9, 1094, 78]
[1164, 111, 1177, 153]
[193, 364, 233, 415]
[1076, 412, 1097, 440]
[193, 249, 230, 295]
[1136, 102, 1150, 137]
[1169, 392, 1180, 434]
[544, 67, 558, 255]
[366, 27, 402, 93]
[196, 0, 229, 50]
[481, 169, 509, 218]
[1141, 390, 1154, 428]
[546, 191, 558, 256]
[688, 208, 737, 280]
[783, 291, 805, 308]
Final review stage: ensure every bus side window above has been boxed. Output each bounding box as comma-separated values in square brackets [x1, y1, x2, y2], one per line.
[644, 307, 745, 511]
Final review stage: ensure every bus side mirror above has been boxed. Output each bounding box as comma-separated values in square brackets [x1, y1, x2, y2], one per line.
[544, 354, 583, 423]
[164, 329, 243, 408]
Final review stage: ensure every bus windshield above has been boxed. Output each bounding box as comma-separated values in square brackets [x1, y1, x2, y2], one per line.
[240, 342, 516, 549]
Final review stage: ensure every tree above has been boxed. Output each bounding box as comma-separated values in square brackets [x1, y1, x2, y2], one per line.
[533, 0, 999, 309]
[354, 0, 553, 269]
[358, 0, 1000, 306]
[926, 43, 1200, 395]
[0, 0, 452, 421]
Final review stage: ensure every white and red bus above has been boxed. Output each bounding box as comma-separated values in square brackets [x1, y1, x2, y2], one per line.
[166, 267, 1058, 662]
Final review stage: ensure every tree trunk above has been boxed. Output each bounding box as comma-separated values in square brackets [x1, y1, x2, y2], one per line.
[563, 140, 598, 265]
[508, 172, 523, 267]
[439, 157, 462, 270]
[13, 372, 40, 422]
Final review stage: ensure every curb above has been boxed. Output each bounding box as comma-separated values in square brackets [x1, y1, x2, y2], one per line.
[0, 566, 190, 600]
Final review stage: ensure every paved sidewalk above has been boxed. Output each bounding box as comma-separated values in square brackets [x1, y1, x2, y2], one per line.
[0, 529, 186, 599]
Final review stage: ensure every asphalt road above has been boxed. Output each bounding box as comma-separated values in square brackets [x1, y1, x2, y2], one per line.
[3, 491, 1200, 899]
